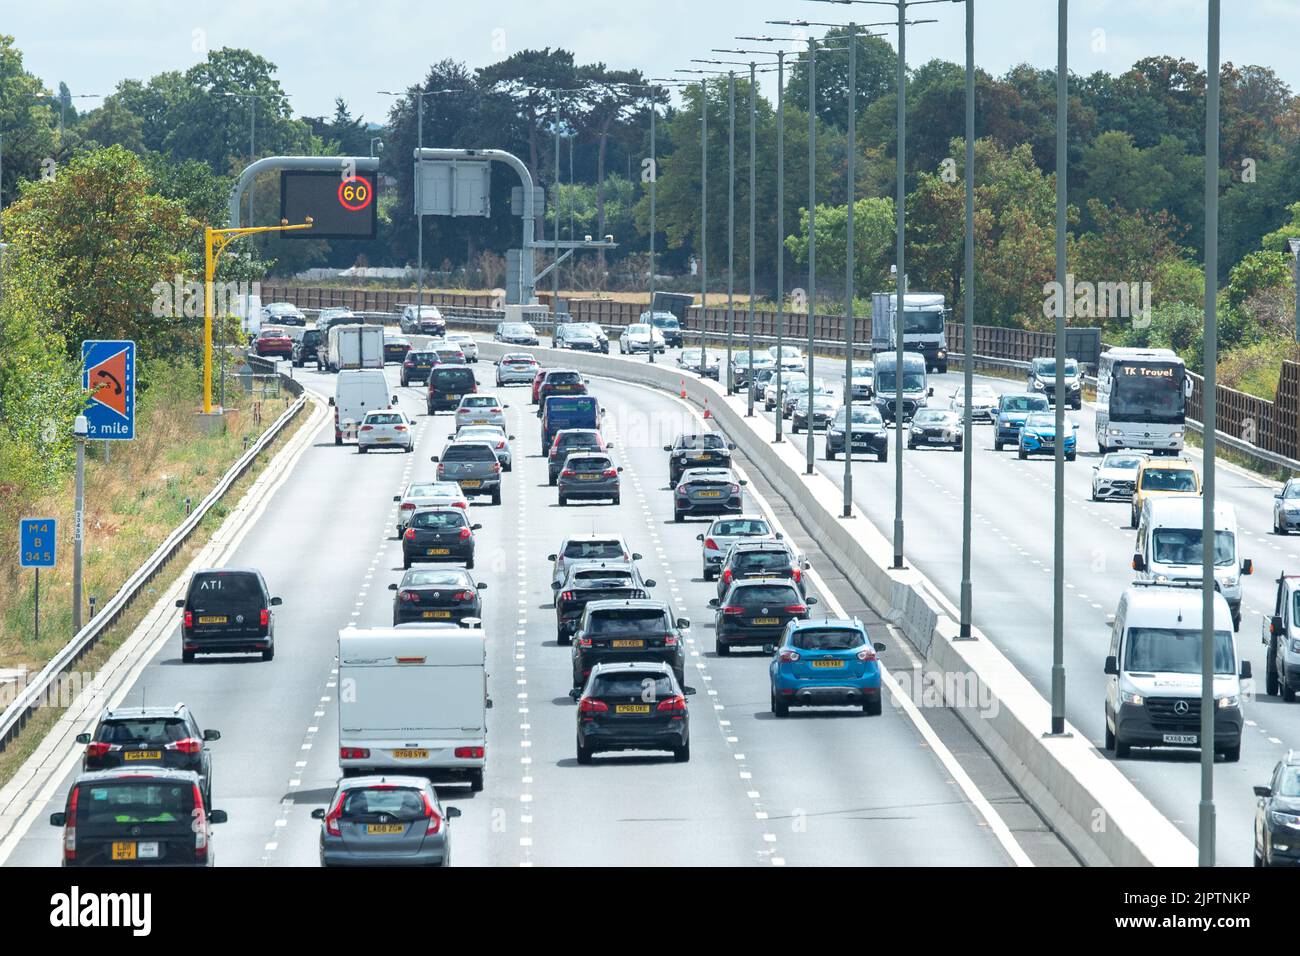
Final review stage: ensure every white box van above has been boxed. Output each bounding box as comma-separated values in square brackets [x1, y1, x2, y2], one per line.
[1103, 583, 1250, 761]
[326, 323, 384, 373]
[330, 370, 395, 445]
[338, 625, 488, 791]
[1133, 497, 1252, 630]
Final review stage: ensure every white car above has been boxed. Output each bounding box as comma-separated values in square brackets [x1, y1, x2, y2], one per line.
[455, 394, 508, 431]
[357, 409, 414, 454]
[432, 345, 467, 365]
[618, 323, 665, 354]
[445, 332, 479, 363]
[768, 344, 804, 370]
[764, 372, 807, 411]
[696, 514, 780, 580]
[1091, 451, 1145, 501]
[495, 353, 540, 386]
[549, 533, 640, 588]
[949, 385, 999, 422]
[394, 480, 469, 534]
[452, 425, 514, 471]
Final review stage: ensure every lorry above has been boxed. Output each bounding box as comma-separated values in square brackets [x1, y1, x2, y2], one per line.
[870, 292, 949, 372]
[325, 323, 385, 373]
[338, 625, 489, 791]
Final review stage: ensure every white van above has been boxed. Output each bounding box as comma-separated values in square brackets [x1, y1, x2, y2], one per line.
[330, 369, 395, 445]
[326, 323, 384, 373]
[338, 626, 488, 791]
[1133, 497, 1252, 630]
[1103, 583, 1250, 761]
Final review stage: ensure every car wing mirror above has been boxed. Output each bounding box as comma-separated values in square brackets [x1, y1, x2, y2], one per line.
[75, 732, 91, 745]
[605, 441, 614, 447]
[683, 686, 698, 696]
[1241, 559, 1253, 576]
[388, 583, 398, 591]
[644, 579, 657, 588]
[676, 618, 691, 629]
[663, 445, 673, 451]
[1104, 655, 1118, 676]
[430, 455, 439, 462]
[447, 806, 462, 819]
[1240, 660, 1252, 680]
[1271, 615, 1284, 637]
[547, 554, 557, 561]
[632, 553, 643, 561]
[806, 596, 818, 605]
[509, 435, 516, 440]
[270, 596, 283, 607]
[1253, 785, 1272, 798]
[761, 644, 777, 656]
[49, 812, 67, 827]
[708, 598, 720, 608]
[209, 810, 228, 824]
[310, 808, 326, 820]
[471, 523, 483, 531]
[175, 599, 185, 608]
[393, 495, 402, 502]
[695, 534, 704, 541]
[568, 688, 581, 701]
[328, 397, 336, 406]
[738, 479, 748, 486]
[1131, 554, 1146, 572]
[873, 642, 887, 652]
[728, 443, 737, 450]
[551, 581, 561, 590]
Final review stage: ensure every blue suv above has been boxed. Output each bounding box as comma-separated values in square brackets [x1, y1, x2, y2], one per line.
[1017, 411, 1077, 461]
[769, 618, 886, 716]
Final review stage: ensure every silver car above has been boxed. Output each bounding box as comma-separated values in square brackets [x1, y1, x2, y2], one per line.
[1276, 477, 1300, 534]
[455, 393, 508, 432]
[550, 534, 640, 589]
[394, 480, 469, 535]
[696, 514, 779, 580]
[764, 372, 806, 412]
[445, 332, 479, 362]
[557, 452, 622, 506]
[950, 385, 999, 422]
[312, 775, 460, 868]
[432, 441, 502, 504]
[495, 353, 540, 386]
[452, 425, 514, 470]
[1091, 451, 1145, 502]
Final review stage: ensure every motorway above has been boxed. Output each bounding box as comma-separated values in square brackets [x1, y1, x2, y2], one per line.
[714, 343, 1297, 866]
[0, 344, 1072, 867]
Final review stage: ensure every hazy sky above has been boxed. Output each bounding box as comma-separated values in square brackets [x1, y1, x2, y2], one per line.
[12, 1, 1300, 124]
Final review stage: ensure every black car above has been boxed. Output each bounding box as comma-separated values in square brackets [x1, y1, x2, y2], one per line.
[383, 335, 412, 364]
[710, 579, 816, 655]
[401, 350, 436, 386]
[389, 567, 485, 626]
[76, 705, 220, 807]
[536, 370, 587, 411]
[292, 328, 323, 368]
[716, 540, 807, 599]
[665, 432, 736, 486]
[825, 404, 889, 461]
[571, 598, 688, 688]
[262, 302, 306, 327]
[554, 561, 653, 643]
[573, 662, 693, 764]
[673, 467, 746, 522]
[907, 408, 963, 450]
[402, 508, 481, 569]
[49, 768, 228, 867]
[1254, 750, 1300, 867]
[176, 568, 281, 662]
[426, 365, 478, 413]
[494, 322, 540, 346]
[547, 428, 608, 484]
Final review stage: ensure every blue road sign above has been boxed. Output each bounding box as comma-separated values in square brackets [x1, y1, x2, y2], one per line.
[20, 517, 57, 568]
[81, 340, 135, 440]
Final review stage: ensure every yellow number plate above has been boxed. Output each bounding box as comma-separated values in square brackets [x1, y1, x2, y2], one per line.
[611, 639, 644, 648]
[367, 824, 405, 835]
[615, 704, 651, 714]
[579, 474, 600, 480]
[423, 610, 452, 619]
[111, 842, 137, 861]
[752, 617, 780, 625]
[124, 750, 162, 761]
[696, 490, 723, 498]
[392, 749, 429, 760]
[812, 660, 845, 668]
[461, 480, 482, 488]
[198, 616, 227, 624]
[472, 418, 489, 424]
[427, 548, 451, 555]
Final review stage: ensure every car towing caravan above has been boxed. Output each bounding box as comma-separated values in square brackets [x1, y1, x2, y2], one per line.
[338, 625, 488, 791]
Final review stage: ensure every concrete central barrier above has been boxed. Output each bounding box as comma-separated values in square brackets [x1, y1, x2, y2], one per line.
[470, 338, 1197, 866]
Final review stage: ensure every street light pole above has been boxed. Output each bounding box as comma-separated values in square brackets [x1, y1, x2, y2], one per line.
[1200, 0, 1221, 870]
[73, 414, 87, 635]
[757, 63, 777, 442]
[1049, 0, 1069, 737]
[842, 24, 858, 518]
[701, 78, 708, 369]
[728, 72, 736, 393]
[649, 103, 657, 363]
[805, 41, 817, 469]
[1289, 237, 1300, 342]
[892, 1, 907, 569]
[958, 0, 976, 640]
[417, 91, 425, 313]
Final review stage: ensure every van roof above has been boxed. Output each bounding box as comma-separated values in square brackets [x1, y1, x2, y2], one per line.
[338, 627, 485, 666]
[1121, 584, 1233, 630]
[1143, 497, 1235, 527]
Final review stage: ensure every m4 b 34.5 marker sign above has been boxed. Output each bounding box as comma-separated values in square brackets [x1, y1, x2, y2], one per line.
[82, 340, 136, 440]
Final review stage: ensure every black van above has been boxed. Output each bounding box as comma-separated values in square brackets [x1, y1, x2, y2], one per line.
[176, 568, 281, 662]
[50, 768, 227, 867]
[427, 365, 478, 413]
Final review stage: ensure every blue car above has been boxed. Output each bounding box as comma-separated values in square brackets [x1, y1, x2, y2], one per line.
[994, 393, 1049, 450]
[1017, 411, 1077, 461]
[769, 618, 886, 716]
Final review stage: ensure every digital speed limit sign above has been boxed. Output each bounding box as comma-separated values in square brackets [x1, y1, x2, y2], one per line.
[280, 170, 379, 239]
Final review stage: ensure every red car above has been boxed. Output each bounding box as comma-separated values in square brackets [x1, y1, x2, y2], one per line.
[254, 327, 293, 358]
[531, 369, 548, 405]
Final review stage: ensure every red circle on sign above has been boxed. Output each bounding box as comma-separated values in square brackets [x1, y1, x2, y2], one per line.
[338, 176, 373, 212]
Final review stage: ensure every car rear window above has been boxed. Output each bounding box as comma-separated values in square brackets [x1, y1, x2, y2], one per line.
[407, 484, 443, 497]
[712, 519, 769, 536]
[404, 570, 469, 587]
[441, 443, 496, 462]
[567, 457, 610, 471]
[547, 371, 582, 385]
[574, 568, 633, 585]
[732, 584, 800, 605]
[559, 431, 599, 446]
[408, 351, 434, 361]
[76, 781, 195, 825]
[589, 608, 671, 635]
[592, 674, 675, 698]
[461, 396, 497, 407]
[411, 510, 466, 530]
[563, 540, 624, 559]
[1141, 468, 1197, 492]
[340, 787, 426, 821]
[365, 413, 403, 424]
[734, 551, 792, 571]
[791, 628, 865, 651]
[429, 368, 475, 388]
[97, 718, 190, 744]
[188, 572, 262, 603]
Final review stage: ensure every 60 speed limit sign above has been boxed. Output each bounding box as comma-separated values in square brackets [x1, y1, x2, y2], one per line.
[338, 176, 374, 212]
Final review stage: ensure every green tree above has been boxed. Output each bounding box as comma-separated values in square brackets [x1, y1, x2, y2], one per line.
[0, 35, 58, 209]
[784, 195, 894, 297]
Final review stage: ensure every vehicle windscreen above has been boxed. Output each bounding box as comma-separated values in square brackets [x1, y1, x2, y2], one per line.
[1284, 483, 1300, 499]
[411, 511, 466, 530]
[1124, 627, 1234, 674]
[1034, 358, 1079, 376]
[592, 674, 676, 698]
[792, 628, 866, 651]
[1001, 396, 1048, 413]
[678, 434, 726, 449]
[441, 443, 496, 462]
[98, 719, 190, 744]
[852, 364, 873, 377]
[1151, 529, 1234, 566]
[76, 782, 194, 825]
[1279, 766, 1300, 798]
[340, 787, 426, 821]
[652, 316, 679, 329]
[876, 371, 926, 392]
[188, 572, 261, 604]
[404, 569, 468, 587]
[1110, 363, 1186, 423]
[589, 608, 671, 635]
[1105, 455, 1144, 470]
[732, 584, 800, 605]
[1140, 468, 1197, 492]
[564, 541, 624, 560]
[712, 519, 769, 536]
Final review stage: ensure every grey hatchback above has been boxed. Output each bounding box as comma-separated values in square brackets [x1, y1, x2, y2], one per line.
[313, 775, 461, 867]
[557, 453, 622, 506]
[432, 441, 502, 504]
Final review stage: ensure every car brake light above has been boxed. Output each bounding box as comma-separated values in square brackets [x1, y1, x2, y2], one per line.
[454, 746, 484, 759]
[64, 786, 78, 861]
[454, 501, 467, 509]
[324, 791, 346, 837]
[394, 425, 407, 432]
[497, 441, 505, 449]
[561, 590, 575, 602]
[578, 636, 592, 648]
[602, 468, 618, 477]
[183, 610, 193, 628]
[421, 792, 443, 835]
[84, 741, 116, 758]
[492, 462, 501, 474]
[359, 425, 373, 431]
[193, 783, 209, 859]
[401, 502, 416, 511]
[722, 569, 732, 585]
[260, 608, 270, 627]
[339, 747, 370, 760]
[561, 469, 575, 478]
[491, 408, 501, 414]
[723, 605, 743, 615]
[459, 527, 472, 540]
[857, 646, 878, 662]
[166, 737, 203, 755]
[705, 537, 720, 551]
[791, 567, 802, 583]
[784, 605, 807, 614]
[578, 698, 608, 714]
[664, 634, 679, 647]
[399, 590, 418, 603]
[404, 360, 414, 367]
[779, 649, 800, 663]
[729, 483, 740, 494]
[404, 528, 416, 540]
[453, 590, 472, 601]
[656, 695, 687, 713]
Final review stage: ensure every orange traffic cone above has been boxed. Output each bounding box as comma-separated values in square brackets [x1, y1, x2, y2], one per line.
[703, 398, 712, 420]
[679, 379, 687, 399]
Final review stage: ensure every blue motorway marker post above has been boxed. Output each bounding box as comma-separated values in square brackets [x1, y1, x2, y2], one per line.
[20, 517, 57, 642]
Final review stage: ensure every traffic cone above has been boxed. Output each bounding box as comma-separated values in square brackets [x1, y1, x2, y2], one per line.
[679, 379, 687, 399]
[703, 397, 712, 420]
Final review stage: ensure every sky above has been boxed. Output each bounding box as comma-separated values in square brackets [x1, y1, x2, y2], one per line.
[11, 0, 1300, 124]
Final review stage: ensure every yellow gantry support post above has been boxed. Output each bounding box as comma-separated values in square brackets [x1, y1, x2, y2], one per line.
[202, 219, 313, 414]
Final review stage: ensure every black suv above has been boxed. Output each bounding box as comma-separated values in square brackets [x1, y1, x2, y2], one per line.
[665, 433, 736, 486]
[292, 328, 322, 368]
[554, 561, 654, 643]
[177, 568, 281, 662]
[573, 662, 693, 764]
[570, 598, 688, 688]
[76, 705, 220, 807]
[548, 428, 608, 484]
[401, 350, 436, 386]
[710, 578, 816, 655]
[716, 540, 807, 598]
[427, 365, 478, 413]
[49, 768, 228, 867]
[1254, 750, 1300, 867]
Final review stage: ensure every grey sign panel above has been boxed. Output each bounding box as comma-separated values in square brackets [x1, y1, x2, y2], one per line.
[416, 160, 490, 217]
[510, 185, 545, 217]
[505, 248, 534, 305]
